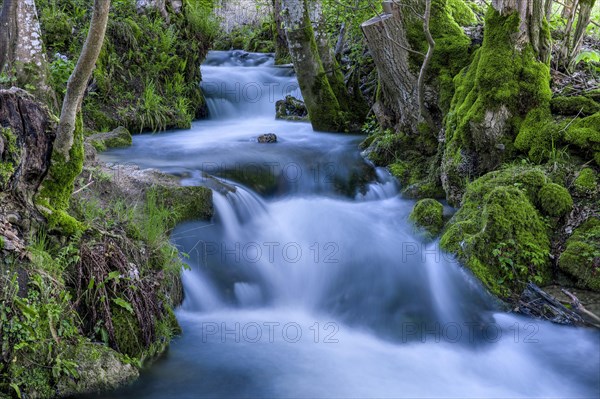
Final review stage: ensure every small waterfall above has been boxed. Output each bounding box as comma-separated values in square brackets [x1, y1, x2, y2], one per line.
[180, 268, 223, 312]
[356, 167, 399, 201]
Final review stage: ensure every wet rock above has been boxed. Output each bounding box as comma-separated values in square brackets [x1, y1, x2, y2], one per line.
[275, 95, 308, 121]
[257, 133, 277, 143]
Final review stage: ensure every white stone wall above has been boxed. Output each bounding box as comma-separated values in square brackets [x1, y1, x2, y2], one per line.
[214, 0, 273, 32]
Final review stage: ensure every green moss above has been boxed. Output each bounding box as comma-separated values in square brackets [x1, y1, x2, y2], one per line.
[0, 235, 4, 250]
[88, 127, 133, 152]
[0, 127, 19, 188]
[537, 182, 573, 217]
[440, 165, 552, 297]
[446, 0, 477, 26]
[111, 307, 144, 358]
[406, 0, 472, 113]
[37, 115, 85, 235]
[563, 112, 600, 165]
[515, 107, 562, 163]
[153, 185, 214, 222]
[559, 218, 600, 291]
[573, 168, 598, 196]
[551, 96, 600, 116]
[585, 89, 600, 102]
[409, 199, 445, 237]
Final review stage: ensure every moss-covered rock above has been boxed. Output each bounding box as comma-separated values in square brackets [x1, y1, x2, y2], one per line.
[409, 199, 445, 237]
[559, 218, 600, 291]
[440, 165, 552, 297]
[573, 168, 599, 197]
[537, 182, 573, 217]
[56, 340, 139, 396]
[153, 185, 214, 222]
[550, 95, 600, 116]
[563, 112, 600, 166]
[275, 95, 308, 121]
[87, 126, 133, 152]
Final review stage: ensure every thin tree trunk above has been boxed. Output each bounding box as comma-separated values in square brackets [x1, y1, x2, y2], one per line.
[0, 0, 17, 73]
[569, 0, 595, 63]
[54, 0, 111, 159]
[280, 0, 345, 131]
[272, 0, 289, 64]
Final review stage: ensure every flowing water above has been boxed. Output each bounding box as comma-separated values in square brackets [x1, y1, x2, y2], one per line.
[97, 51, 600, 398]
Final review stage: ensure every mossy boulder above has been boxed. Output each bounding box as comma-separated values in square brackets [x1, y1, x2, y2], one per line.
[537, 182, 573, 217]
[559, 218, 600, 291]
[573, 168, 598, 197]
[409, 199, 444, 237]
[550, 96, 600, 116]
[440, 165, 552, 297]
[87, 127, 133, 152]
[56, 340, 139, 396]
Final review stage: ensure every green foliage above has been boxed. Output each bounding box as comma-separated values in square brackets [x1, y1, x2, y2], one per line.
[37, 0, 215, 133]
[559, 218, 600, 291]
[49, 54, 76, 100]
[440, 165, 552, 297]
[0, 239, 81, 397]
[214, 21, 275, 53]
[409, 199, 445, 237]
[537, 182, 573, 217]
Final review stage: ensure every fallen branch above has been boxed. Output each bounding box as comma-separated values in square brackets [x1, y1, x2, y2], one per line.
[561, 288, 600, 327]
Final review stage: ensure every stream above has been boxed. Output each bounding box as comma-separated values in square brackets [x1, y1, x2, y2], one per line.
[97, 50, 600, 398]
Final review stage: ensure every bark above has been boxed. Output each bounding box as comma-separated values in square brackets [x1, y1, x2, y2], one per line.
[280, 0, 344, 131]
[0, 0, 17, 73]
[418, 0, 435, 128]
[0, 0, 55, 106]
[361, 4, 419, 133]
[493, 0, 550, 63]
[272, 0, 290, 64]
[569, 0, 595, 63]
[0, 88, 55, 211]
[54, 0, 111, 159]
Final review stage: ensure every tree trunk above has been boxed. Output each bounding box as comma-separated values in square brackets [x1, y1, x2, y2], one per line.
[280, 0, 344, 131]
[361, 4, 419, 133]
[54, 0, 111, 159]
[272, 0, 290, 64]
[0, 0, 55, 106]
[0, 0, 17, 74]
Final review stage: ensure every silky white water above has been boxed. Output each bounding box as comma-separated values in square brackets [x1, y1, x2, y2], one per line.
[97, 51, 600, 398]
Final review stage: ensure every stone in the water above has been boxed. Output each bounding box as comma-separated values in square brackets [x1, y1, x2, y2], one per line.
[258, 133, 277, 143]
[275, 95, 308, 121]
